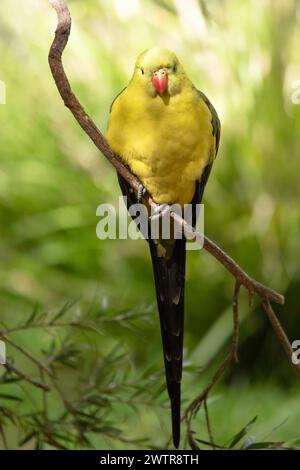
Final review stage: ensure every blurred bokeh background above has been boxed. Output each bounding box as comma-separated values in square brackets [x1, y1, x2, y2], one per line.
[0, 0, 300, 450]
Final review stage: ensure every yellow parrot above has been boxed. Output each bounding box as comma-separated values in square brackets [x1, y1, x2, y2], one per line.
[107, 47, 220, 448]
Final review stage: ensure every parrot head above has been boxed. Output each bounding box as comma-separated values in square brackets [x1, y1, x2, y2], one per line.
[132, 47, 186, 98]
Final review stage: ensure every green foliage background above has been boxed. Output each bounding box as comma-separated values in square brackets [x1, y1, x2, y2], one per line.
[0, 0, 300, 450]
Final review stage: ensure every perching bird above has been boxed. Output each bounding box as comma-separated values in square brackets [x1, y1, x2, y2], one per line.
[106, 47, 220, 448]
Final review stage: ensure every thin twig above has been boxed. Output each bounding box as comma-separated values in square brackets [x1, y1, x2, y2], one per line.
[2, 313, 135, 335]
[40, 369, 48, 421]
[263, 299, 300, 378]
[0, 333, 52, 376]
[4, 361, 49, 392]
[184, 352, 232, 422]
[204, 396, 215, 449]
[183, 281, 241, 427]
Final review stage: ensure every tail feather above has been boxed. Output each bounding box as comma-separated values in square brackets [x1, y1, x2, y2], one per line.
[117, 173, 186, 448]
[149, 237, 186, 448]
[170, 382, 181, 449]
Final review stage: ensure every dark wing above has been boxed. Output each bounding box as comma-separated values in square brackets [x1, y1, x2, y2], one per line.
[197, 89, 221, 156]
[109, 87, 127, 113]
[191, 89, 221, 216]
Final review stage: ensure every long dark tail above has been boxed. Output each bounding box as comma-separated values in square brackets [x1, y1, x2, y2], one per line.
[149, 237, 186, 449]
[117, 173, 186, 448]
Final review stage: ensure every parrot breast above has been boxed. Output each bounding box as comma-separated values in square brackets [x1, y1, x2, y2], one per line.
[107, 85, 213, 206]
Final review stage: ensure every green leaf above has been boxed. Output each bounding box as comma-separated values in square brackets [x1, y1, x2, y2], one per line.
[50, 299, 78, 324]
[228, 416, 257, 449]
[0, 393, 22, 402]
[246, 441, 283, 450]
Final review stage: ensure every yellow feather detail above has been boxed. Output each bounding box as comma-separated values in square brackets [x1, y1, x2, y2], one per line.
[107, 81, 214, 205]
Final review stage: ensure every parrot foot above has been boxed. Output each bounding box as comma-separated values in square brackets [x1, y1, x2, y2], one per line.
[149, 203, 171, 222]
[137, 183, 146, 203]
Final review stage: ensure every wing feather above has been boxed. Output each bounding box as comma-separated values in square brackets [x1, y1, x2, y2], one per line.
[192, 89, 221, 211]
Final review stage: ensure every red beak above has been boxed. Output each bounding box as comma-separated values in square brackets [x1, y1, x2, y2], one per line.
[152, 69, 168, 94]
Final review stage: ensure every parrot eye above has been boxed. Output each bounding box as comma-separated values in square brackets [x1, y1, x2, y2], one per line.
[172, 63, 177, 73]
[141, 67, 145, 75]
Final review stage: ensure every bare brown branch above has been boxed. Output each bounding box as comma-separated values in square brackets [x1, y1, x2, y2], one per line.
[48, 0, 140, 194]
[263, 299, 300, 378]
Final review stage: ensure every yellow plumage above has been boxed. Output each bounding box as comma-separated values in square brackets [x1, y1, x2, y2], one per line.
[106, 47, 220, 448]
[107, 47, 218, 205]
